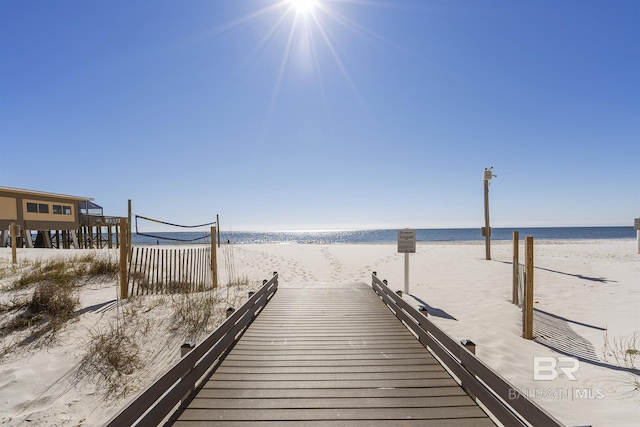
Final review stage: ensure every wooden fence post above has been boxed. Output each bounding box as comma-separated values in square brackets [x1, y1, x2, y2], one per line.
[10, 222, 17, 265]
[119, 217, 128, 299]
[216, 214, 220, 248]
[512, 231, 519, 305]
[523, 236, 534, 339]
[127, 199, 133, 262]
[211, 226, 218, 288]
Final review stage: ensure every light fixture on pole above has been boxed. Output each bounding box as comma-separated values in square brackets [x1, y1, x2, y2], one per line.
[483, 167, 496, 260]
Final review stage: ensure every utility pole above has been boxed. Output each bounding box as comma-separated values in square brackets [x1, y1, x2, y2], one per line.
[483, 167, 496, 260]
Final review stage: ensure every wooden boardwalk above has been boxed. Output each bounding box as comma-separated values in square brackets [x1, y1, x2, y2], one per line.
[170, 283, 494, 426]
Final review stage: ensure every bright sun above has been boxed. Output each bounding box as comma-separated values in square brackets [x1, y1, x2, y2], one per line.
[288, 0, 319, 16]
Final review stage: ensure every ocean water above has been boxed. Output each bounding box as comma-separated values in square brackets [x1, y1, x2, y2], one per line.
[131, 226, 636, 245]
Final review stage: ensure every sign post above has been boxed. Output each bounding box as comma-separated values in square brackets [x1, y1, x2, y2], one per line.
[398, 229, 416, 294]
[483, 168, 496, 260]
[635, 218, 640, 254]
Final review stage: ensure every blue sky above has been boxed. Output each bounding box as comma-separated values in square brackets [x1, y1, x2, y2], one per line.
[1, 0, 638, 231]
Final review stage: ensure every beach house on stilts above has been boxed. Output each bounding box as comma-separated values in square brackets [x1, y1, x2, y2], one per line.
[0, 186, 123, 249]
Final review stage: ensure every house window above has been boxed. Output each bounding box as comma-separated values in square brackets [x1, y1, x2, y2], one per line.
[38, 204, 49, 214]
[26, 202, 38, 213]
[53, 205, 62, 214]
[63, 206, 72, 215]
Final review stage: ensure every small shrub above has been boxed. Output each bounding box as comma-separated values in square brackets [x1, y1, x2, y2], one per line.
[86, 257, 118, 277]
[29, 281, 79, 331]
[0, 312, 44, 335]
[171, 292, 220, 337]
[76, 325, 143, 398]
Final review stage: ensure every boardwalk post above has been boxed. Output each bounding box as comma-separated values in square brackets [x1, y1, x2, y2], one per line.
[512, 231, 519, 304]
[211, 226, 218, 288]
[180, 341, 196, 403]
[181, 342, 195, 357]
[523, 236, 534, 339]
[119, 217, 128, 299]
[461, 340, 477, 401]
[226, 307, 235, 318]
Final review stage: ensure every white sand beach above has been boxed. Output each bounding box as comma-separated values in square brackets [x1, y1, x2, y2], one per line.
[1, 239, 639, 426]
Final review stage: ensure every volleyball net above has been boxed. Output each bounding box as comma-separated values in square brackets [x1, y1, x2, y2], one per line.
[134, 214, 216, 243]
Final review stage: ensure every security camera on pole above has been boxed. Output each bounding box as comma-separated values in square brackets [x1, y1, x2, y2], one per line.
[483, 167, 497, 260]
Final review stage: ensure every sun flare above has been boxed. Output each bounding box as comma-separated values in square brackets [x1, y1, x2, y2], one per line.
[288, 0, 319, 16]
[212, 0, 408, 133]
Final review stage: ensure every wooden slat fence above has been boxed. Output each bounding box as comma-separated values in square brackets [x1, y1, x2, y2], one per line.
[128, 246, 212, 295]
[105, 273, 279, 427]
[371, 273, 564, 427]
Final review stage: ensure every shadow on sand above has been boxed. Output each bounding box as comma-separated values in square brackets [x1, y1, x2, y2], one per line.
[409, 295, 457, 321]
[77, 299, 118, 315]
[533, 308, 640, 375]
[15, 300, 120, 348]
[497, 260, 616, 283]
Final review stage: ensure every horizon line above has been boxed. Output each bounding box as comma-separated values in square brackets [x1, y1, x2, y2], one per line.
[134, 224, 635, 234]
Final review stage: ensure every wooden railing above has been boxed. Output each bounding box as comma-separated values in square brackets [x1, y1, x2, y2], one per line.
[79, 214, 121, 225]
[371, 273, 564, 427]
[105, 273, 279, 427]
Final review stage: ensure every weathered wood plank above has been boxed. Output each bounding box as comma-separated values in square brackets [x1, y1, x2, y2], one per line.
[222, 353, 431, 361]
[191, 387, 467, 399]
[231, 344, 425, 351]
[220, 357, 438, 366]
[215, 364, 444, 374]
[200, 378, 460, 389]
[177, 406, 488, 421]
[205, 369, 449, 382]
[208, 371, 453, 381]
[186, 396, 476, 409]
[227, 349, 429, 355]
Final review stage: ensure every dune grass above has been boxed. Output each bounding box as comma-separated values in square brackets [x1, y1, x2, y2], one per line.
[603, 331, 640, 399]
[10, 253, 118, 291]
[0, 253, 118, 355]
[75, 245, 262, 398]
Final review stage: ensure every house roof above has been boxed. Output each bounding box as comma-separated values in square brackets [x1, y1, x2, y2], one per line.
[0, 186, 94, 202]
